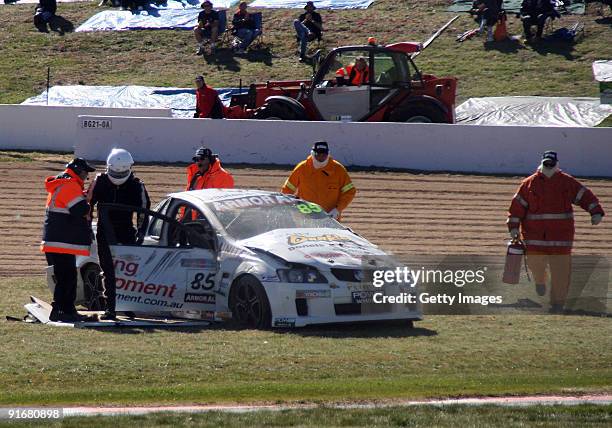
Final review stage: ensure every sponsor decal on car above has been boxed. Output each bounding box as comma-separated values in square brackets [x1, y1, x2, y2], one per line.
[212, 195, 295, 212]
[308, 252, 349, 259]
[117, 254, 141, 262]
[273, 317, 296, 327]
[296, 289, 331, 299]
[260, 274, 280, 282]
[181, 258, 215, 268]
[352, 290, 377, 304]
[287, 234, 352, 246]
[184, 293, 216, 304]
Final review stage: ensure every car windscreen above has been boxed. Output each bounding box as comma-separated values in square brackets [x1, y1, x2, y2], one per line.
[206, 194, 344, 240]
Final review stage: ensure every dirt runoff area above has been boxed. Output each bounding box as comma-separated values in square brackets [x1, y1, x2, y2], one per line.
[1, 158, 611, 278]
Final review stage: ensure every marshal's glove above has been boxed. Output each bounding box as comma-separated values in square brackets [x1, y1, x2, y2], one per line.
[591, 214, 603, 226]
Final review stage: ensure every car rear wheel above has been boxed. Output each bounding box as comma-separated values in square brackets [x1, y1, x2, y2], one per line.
[230, 275, 271, 329]
[388, 102, 447, 123]
[82, 263, 105, 311]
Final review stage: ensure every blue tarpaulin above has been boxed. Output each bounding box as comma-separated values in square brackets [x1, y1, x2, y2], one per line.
[22, 85, 243, 117]
[75, 0, 237, 32]
[249, 0, 375, 9]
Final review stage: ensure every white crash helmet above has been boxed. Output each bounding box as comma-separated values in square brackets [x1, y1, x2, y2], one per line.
[106, 148, 134, 186]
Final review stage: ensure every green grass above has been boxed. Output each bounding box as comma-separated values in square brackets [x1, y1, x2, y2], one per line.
[0, 150, 71, 162]
[1, 276, 610, 406]
[1, 0, 611, 115]
[1, 404, 612, 427]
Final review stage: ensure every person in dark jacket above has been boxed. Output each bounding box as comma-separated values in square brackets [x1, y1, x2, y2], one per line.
[520, 0, 559, 41]
[471, 0, 502, 41]
[34, 0, 57, 32]
[41, 158, 96, 322]
[231, 2, 259, 53]
[293, 1, 323, 62]
[87, 148, 150, 319]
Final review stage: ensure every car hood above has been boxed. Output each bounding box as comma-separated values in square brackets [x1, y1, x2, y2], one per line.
[239, 228, 389, 269]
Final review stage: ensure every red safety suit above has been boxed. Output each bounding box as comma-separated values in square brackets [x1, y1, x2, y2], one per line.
[336, 64, 369, 86]
[196, 84, 224, 119]
[507, 169, 604, 306]
[507, 169, 604, 255]
[281, 155, 356, 217]
[186, 159, 234, 191]
[41, 168, 92, 256]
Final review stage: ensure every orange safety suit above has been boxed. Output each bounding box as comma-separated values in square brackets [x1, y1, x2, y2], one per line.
[41, 168, 92, 256]
[507, 169, 605, 306]
[336, 64, 370, 86]
[186, 159, 234, 191]
[281, 155, 356, 216]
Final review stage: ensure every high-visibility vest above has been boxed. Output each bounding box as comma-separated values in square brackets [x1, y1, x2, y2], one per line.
[41, 168, 92, 256]
[186, 160, 234, 191]
[281, 155, 356, 215]
[336, 64, 369, 86]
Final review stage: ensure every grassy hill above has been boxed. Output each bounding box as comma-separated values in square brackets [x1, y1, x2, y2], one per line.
[1, 0, 611, 117]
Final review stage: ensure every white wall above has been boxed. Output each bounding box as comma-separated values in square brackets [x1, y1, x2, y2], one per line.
[0, 105, 172, 152]
[75, 115, 612, 177]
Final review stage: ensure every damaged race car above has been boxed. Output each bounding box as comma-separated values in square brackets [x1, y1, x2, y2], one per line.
[46, 189, 421, 328]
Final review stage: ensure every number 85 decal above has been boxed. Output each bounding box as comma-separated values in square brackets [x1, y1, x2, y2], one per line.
[191, 272, 215, 290]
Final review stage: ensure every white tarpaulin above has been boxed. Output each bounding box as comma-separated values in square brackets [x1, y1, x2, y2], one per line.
[456, 96, 612, 127]
[1, 0, 85, 5]
[249, 0, 375, 9]
[22, 85, 242, 117]
[592, 60, 612, 82]
[75, 0, 237, 32]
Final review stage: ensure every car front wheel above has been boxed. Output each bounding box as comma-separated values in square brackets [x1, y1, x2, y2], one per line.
[230, 275, 272, 329]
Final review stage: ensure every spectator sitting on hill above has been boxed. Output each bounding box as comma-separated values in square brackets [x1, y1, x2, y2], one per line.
[194, 0, 220, 55]
[232, 1, 259, 54]
[33, 0, 56, 32]
[293, 1, 323, 62]
[470, 0, 502, 42]
[520, 0, 560, 42]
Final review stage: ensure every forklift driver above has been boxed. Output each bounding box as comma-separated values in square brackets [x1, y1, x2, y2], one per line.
[336, 56, 370, 86]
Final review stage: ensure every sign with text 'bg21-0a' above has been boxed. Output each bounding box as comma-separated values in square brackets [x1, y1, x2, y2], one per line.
[81, 119, 112, 129]
[110, 245, 218, 313]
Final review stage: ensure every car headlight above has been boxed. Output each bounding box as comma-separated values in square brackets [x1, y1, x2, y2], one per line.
[277, 268, 327, 283]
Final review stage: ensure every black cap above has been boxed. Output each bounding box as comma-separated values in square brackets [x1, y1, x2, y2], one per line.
[304, 1, 316, 9]
[193, 147, 214, 162]
[195, 75, 204, 82]
[542, 151, 558, 163]
[66, 157, 96, 173]
[312, 141, 329, 154]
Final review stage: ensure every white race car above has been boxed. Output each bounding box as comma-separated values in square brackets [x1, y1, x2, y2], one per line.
[47, 189, 421, 328]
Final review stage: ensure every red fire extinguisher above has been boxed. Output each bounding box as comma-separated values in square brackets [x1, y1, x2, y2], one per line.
[502, 239, 526, 284]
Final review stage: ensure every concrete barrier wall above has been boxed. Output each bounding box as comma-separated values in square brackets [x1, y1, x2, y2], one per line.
[0, 105, 172, 152]
[75, 115, 612, 177]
